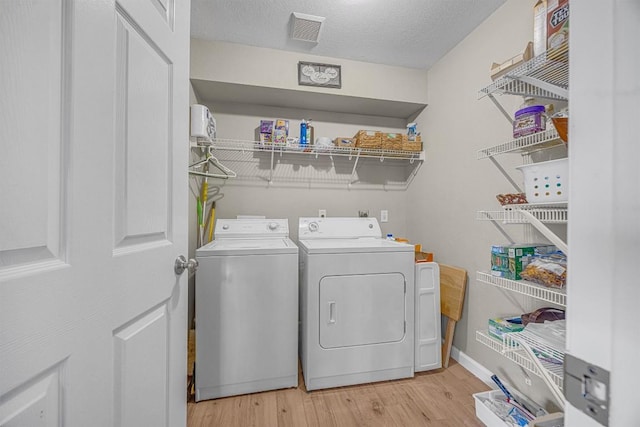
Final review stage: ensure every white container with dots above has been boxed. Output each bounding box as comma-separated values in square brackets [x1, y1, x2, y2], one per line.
[516, 158, 568, 203]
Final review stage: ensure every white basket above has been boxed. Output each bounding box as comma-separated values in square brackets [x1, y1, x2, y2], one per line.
[473, 389, 547, 427]
[474, 390, 511, 427]
[516, 158, 568, 204]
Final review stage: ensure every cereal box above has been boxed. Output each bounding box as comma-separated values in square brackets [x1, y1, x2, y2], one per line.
[273, 119, 289, 146]
[547, 0, 569, 57]
[259, 120, 274, 145]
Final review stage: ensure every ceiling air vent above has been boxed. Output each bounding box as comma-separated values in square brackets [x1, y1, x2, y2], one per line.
[290, 12, 325, 43]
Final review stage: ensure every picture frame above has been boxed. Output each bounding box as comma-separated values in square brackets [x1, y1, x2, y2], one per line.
[298, 61, 342, 89]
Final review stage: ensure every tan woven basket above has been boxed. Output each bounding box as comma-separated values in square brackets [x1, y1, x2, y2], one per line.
[381, 133, 403, 150]
[354, 130, 382, 149]
[401, 134, 423, 152]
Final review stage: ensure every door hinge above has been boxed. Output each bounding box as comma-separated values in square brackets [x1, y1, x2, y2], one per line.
[564, 353, 609, 426]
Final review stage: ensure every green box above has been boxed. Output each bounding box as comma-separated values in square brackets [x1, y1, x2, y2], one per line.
[491, 244, 555, 280]
[488, 316, 525, 341]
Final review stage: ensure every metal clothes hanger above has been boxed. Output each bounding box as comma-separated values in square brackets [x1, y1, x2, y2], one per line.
[189, 146, 237, 179]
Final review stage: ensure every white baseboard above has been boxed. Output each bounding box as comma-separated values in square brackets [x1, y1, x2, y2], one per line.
[450, 346, 494, 386]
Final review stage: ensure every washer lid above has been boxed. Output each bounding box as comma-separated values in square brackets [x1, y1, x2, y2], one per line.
[298, 237, 414, 254]
[196, 238, 298, 256]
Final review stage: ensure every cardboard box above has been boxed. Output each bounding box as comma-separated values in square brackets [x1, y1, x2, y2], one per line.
[260, 120, 274, 134]
[490, 42, 533, 80]
[273, 119, 289, 145]
[488, 316, 525, 341]
[491, 244, 556, 280]
[258, 120, 274, 145]
[259, 133, 272, 144]
[533, 1, 548, 56]
[547, 0, 569, 57]
[415, 252, 434, 263]
[274, 119, 289, 135]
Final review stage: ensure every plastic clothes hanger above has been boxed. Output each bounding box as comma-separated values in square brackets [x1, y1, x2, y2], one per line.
[189, 146, 237, 179]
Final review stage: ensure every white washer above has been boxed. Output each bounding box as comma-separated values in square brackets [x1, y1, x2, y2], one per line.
[298, 217, 415, 391]
[195, 218, 298, 401]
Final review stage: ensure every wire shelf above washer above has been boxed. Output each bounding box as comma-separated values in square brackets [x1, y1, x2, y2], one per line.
[196, 138, 425, 161]
[190, 138, 424, 190]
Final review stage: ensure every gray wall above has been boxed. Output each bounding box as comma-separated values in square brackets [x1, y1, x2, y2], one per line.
[407, 0, 565, 408]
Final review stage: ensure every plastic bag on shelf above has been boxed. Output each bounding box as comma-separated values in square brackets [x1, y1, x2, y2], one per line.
[520, 253, 567, 288]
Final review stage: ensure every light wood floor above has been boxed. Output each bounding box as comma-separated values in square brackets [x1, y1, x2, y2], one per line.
[187, 331, 489, 426]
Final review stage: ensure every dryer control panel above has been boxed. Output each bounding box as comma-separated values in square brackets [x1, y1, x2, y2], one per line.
[298, 217, 382, 239]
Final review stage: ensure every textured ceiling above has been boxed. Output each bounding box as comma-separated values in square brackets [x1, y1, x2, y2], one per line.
[190, 0, 506, 70]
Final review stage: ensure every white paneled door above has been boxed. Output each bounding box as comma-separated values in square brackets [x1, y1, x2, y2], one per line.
[0, 1, 190, 426]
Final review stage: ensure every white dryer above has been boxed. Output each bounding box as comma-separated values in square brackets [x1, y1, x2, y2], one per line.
[297, 217, 415, 391]
[195, 218, 298, 401]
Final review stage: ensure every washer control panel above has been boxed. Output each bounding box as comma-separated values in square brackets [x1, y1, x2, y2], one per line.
[215, 218, 289, 239]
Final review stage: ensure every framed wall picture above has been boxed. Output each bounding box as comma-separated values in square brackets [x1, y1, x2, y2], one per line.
[298, 62, 342, 89]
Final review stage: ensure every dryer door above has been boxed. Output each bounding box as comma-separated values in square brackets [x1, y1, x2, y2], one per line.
[319, 273, 406, 349]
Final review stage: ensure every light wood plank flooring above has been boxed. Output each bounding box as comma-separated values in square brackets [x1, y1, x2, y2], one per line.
[187, 331, 489, 426]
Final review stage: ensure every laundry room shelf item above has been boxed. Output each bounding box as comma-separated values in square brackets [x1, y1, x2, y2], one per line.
[479, 41, 569, 123]
[440, 264, 467, 369]
[476, 330, 564, 391]
[474, 39, 569, 405]
[190, 138, 424, 190]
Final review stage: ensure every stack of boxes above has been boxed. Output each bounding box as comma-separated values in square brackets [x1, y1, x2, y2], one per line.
[490, 244, 556, 280]
[259, 119, 289, 145]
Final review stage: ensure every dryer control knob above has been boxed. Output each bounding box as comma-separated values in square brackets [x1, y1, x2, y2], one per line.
[222, 224, 229, 230]
[308, 222, 319, 232]
[268, 222, 279, 231]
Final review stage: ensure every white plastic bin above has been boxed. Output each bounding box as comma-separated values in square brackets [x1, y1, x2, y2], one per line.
[516, 158, 568, 204]
[474, 389, 547, 427]
[474, 390, 512, 427]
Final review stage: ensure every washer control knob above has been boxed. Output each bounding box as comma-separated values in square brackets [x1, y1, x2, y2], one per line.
[268, 222, 279, 231]
[308, 222, 319, 232]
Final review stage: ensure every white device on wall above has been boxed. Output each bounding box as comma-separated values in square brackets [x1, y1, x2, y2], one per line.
[190, 104, 216, 144]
